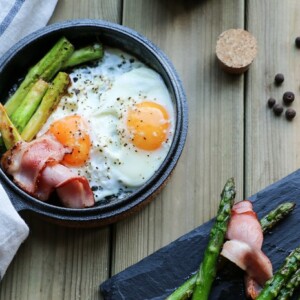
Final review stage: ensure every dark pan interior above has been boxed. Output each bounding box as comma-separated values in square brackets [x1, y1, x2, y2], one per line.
[0, 20, 188, 227]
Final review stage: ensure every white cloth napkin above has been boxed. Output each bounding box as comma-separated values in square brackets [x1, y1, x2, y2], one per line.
[0, 0, 58, 279]
[0, 0, 58, 57]
[0, 184, 29, 280]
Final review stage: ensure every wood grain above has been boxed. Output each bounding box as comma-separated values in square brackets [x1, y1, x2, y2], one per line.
[0, 1, 122, 300]
[3, 1, 299, 300]
[49, 0, 122, 23]
[0, 216, 110, 300]
[111, 0, 245, 275]
[245, 0, 300, 196]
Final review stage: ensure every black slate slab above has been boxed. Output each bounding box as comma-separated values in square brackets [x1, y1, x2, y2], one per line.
[100, 170, 300, 300]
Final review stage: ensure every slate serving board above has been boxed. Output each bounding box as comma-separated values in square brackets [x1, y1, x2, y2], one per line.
[100, 170, 300, 299]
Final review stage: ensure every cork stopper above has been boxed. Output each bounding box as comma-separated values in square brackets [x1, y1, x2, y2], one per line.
[216, 29, 257, 74]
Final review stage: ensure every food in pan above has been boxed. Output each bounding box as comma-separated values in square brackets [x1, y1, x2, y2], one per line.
[166, 178, 298, 300]
[38, 55, 174, 201]
[0, 37, 175, 208]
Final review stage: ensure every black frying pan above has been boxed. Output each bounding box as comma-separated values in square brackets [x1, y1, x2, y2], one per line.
[0, 20, 188, 227]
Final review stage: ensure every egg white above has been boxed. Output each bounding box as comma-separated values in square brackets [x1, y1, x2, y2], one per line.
[93, 67, 175, 187]
[38, 47, 174, 202]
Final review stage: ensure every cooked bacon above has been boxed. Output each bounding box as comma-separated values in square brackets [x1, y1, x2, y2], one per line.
[231, 200, 254, 214]
[244, 275, 262, 299]
[221, 240, 273, 286]
[1, 135, 68, 194]
[37, 163, 94, 208]
[222, 200, 273, 299]
[1, 134, 95, 208]
[226, 207, 263, 249]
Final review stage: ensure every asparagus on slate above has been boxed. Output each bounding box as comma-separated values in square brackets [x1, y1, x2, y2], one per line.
[256, 247, 300, 300]
[166, 275, 196, 300]
[62, 43, 104, 69]
[4, 37, 74, 116]
[0, 104, 22, 149]
[191, 178, 236, 300]
[277, 269, 300, 300]
[10, 79, 49, 132]
[260, 202, 296, 232]
[21, 72, 70, 141]
[166, 201, 296, 300]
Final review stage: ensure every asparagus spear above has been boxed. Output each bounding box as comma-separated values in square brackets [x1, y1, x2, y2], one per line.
[0, 104, 22, 149]
[256, 247, 300, 300]
[21, 72, 70, 141]
[191, 178, 236, 300]
[277, 269, 300, 300]
[4, 37, 74, 116]
[62, 43, 103, 69]
[260, 202, 296, 231]
[10, 79, 49, 132]
[166, 201, 296, 300]
[166, 275, 196, 300]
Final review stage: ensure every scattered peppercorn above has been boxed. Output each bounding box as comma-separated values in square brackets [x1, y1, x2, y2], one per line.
[285, 108, 296, 120]
[295, 37, 300, 48]
[267, 97, 276, 108]
[283, 91, 295, 105]
[274, 73, 284, 85]
[273, 103, 284, 116]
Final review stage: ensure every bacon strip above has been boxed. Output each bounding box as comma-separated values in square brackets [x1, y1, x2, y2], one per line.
[1, 134, 95, 208]
[244, 275, 262, 299]
[226, 201, 263, 249]
[37, 163, 94, 208]
[1, 135, 68, 194]
[222, 200, 273, 299]
[221, 239, 272, 286]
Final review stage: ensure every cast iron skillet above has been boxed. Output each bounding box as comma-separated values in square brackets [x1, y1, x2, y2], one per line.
[0, 19, 188, 227]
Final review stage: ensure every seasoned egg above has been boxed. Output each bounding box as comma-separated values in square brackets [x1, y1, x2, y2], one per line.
[38, 48, 174, 202]
[48, 115, 91, 167]
[92, 67, 174, 187]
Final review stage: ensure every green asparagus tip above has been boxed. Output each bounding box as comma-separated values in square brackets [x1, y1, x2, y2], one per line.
[0, 104, 22, 149]
[277, 268, 300, 300]
[257, 247, 300, 300]
[62, 43, 104, 69]
[260, 202, 296, 233]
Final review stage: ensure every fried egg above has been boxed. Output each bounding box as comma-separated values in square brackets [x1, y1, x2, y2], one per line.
[38, 47, 174, 202]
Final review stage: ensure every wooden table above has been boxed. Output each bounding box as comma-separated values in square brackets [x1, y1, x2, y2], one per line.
[1, 1, 300, 299]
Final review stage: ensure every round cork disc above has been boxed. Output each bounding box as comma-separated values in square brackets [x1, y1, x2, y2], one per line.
[216, 28, 257, 74]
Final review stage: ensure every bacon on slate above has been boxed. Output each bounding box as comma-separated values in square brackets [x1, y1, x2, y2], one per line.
[221, 239, 273, 286]
[226, 200, 263, 249]
[221, 200, 273, 299]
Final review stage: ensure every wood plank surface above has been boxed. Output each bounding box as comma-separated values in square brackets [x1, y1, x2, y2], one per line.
[111, 0, 245, 275]
[0, 2, 122, 300]
[2, 1, 300, 300]
[245, 0, 300, 196]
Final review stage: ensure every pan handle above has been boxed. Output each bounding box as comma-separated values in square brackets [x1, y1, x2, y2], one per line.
[0, 173, 29, 213]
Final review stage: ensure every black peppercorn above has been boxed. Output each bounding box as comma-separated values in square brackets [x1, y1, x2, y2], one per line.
[285, 108, 296, 120]
[274, 73, 284, 85]
[295, 37, 300, 48]
[273, 103, 284, 115]
[283, 91, 295, 105]
[267, 97, 276, 108]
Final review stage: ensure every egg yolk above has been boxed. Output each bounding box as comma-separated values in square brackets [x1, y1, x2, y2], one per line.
[127, 102, 170, 151]
[48, 115, 91, 167]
